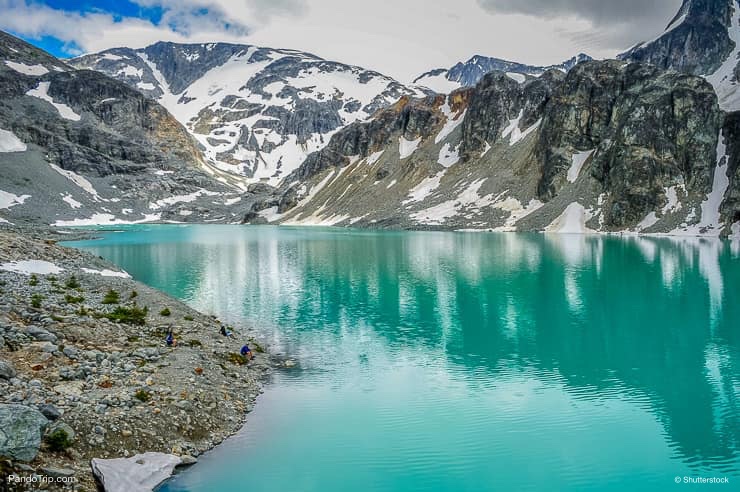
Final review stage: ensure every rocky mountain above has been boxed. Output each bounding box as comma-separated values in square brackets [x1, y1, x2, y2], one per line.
[244, 59, 738, 237]
[70, 42, 424, 186]
[0, 30, 262, 227]
[619, 0, 740, 111]
[413, 53, 592, 93]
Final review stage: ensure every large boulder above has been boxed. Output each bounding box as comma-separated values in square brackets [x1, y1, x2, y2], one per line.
[0, 359, 16, 380]
[0, 404, 49, 461]
[91, 452, 183, 492]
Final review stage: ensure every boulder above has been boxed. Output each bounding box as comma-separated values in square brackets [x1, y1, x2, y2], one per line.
[91, 452, 182, 492]
[0, 404, 49, 461]
[25, 326, 58, 343]
[0, 359, 16, 380]
[38, 403, 62, 421]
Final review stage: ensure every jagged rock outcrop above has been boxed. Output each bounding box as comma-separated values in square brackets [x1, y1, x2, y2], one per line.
[619, 0, 736, 76]
[285, 95, 446, 183]
[536, 61, 721, 227]
[459, 70, 564, 160]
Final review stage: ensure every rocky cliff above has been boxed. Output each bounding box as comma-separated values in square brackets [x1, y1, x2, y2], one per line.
[254, 60, 736, 236]
[619, 0, 736, 76]
[620, 0, 740, 112]
[0, 31, 254, 227]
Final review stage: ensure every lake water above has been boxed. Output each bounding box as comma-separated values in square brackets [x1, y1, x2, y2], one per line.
[65, 226, 740, 491]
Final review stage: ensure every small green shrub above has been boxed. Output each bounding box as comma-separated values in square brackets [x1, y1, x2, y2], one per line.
[47, 275, 58, 283]
[129, 290, 138, 300]
[251, 341, 265, 353]
[46, 428, 73, 452]
[226, 353, 249, 366]
[105, 304, 148, 326]
[187, 339, 202, 347]
[64, 276, 80, 289]
[102, 289, 120, 305]
[159, 307, 171, 317]
[31, 294, 43, 309]
[183, 314, 194, 321]
[134, 389, 151, 402]
[64, 294, 84, 304]
[29, 274, 39, 286]
[76, 306, 88, 316]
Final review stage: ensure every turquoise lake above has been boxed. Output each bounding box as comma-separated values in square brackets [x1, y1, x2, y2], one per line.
[65, 225, 740, 491]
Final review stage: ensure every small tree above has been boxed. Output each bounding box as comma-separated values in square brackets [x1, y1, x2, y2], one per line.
[102, 289, 120, 305]
[65, 276, 81, 289]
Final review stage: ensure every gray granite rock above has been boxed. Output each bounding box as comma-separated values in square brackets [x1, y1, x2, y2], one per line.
[0, 404, 49, 461]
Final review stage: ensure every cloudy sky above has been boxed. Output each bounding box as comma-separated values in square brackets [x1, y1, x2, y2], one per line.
[0, 0, 683, 82]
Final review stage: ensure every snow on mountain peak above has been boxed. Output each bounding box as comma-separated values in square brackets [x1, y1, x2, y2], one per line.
[72, 42, 423, 186]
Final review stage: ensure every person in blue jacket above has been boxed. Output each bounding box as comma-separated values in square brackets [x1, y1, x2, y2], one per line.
[165, 327, 175, 347]
[240, 344, 253, 360]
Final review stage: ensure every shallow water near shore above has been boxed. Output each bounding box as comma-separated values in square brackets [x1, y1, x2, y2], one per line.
[65, 225, 740, 491]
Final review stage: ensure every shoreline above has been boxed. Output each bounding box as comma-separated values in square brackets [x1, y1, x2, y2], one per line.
[0, 225, 280, 491]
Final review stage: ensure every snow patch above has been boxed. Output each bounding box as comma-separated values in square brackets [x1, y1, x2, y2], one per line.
[61, 194, 82, 209]
[501, 111, 541, 145]
[52, 213, 161, 227]
[0, 260, 63, 275]
[672, 133, 729, 235]
[399, 136, 422, 159]
[493, 197, 545, 231]
[705, 4, 740, 110]
[414, 71, 461, 94]
[662, 185, 684, 214]
[26, 82, 81, 121]
[545, 202, 596, 234]
[366, 150, 384, 165]
[81, 268, 131, 278]
[257, 206, 281, 222]
[4, 61, 48, 76]
[411, 179, 494, 225]
[0, 190, 30, 210]
[49, 163, 102, 200]
[435, 102, 466, 144]
[149, 189, 219, 210]
[480, 142, 492, 158]
[0, 129, 26, 152]
[567, 150, 594, 183]
[404, 171, 446, 204]
[506, 72, 526, 84]
[437, 143, 460, 167]
[637, 212, 659, 231]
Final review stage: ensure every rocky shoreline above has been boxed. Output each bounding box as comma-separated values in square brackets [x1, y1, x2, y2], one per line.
[0, 226, 277, 491]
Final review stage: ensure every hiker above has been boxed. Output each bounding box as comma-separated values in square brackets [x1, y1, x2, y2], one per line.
[240, 344, 253, 360]
[166, 327, 176, 347]
[220, 325, 233, 337]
